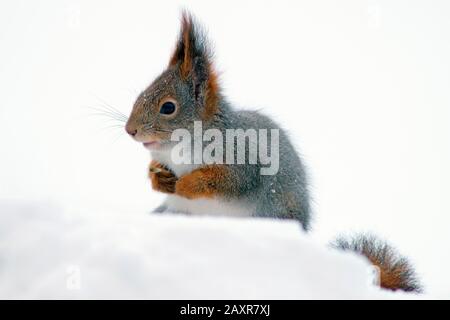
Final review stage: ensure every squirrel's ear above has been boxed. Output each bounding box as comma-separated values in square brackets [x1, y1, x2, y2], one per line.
[169, 12, 204, 78]
[169, 11, 219, 119]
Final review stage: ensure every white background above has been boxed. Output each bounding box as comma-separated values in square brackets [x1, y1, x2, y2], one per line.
[0, 0, 449, 296]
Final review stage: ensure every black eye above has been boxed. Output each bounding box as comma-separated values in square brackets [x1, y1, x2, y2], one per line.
[159, 101, 176, 115]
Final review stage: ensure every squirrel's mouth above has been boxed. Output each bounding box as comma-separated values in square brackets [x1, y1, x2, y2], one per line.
[143, 141, 161, 150]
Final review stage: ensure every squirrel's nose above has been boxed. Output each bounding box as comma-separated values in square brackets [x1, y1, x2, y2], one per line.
[126, 126, 137, 136]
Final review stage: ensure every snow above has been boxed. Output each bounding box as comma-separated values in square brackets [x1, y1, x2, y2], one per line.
[0, 200, 419, 299]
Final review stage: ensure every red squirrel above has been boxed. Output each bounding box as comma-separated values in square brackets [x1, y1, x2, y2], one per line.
[125, 12, 422, 293]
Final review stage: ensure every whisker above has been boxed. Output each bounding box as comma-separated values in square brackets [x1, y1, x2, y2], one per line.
[92, 104, 128, 119]
[99, 105, 128, 120]
[109, 130, 127, 145]
[100, 124, 125, 131]
[87, 93, 130, 122]
[94, 96, 129, 118]
[86, 111, 127, 122]
[85, 106, 128, 123]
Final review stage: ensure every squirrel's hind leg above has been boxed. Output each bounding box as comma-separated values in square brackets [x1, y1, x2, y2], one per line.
[255, 189, 311, 231]
[151, 198, 191, 215]
[152, 204, 168, 213]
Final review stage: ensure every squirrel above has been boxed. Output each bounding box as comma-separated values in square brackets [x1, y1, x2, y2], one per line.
[125, 11, 421, 293]
[125, 12, 311, 230]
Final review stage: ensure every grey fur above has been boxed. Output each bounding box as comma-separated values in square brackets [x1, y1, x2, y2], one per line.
[205, 104, 312, 230]
[127, 12, 311, 230]
[152, 204, 168, 213]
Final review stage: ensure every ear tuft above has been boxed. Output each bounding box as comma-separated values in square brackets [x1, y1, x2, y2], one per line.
[169, 11, 211, 78]
[169, 11, 220, 120]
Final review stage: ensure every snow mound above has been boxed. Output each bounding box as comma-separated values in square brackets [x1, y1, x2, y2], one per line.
[0, 201, 416, 299]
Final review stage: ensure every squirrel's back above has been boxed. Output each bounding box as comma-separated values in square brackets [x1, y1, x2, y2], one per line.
[223, 108, 312, 229]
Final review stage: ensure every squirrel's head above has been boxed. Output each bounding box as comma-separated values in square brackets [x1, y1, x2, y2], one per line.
[125, 12, 220, 150]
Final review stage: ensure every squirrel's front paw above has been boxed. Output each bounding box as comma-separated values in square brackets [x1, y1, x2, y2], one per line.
[149, 161, 177, 194]
[175, 168, 218, 199]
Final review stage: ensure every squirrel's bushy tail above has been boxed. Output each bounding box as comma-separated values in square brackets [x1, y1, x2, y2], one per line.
[332, 233, 422, 293]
